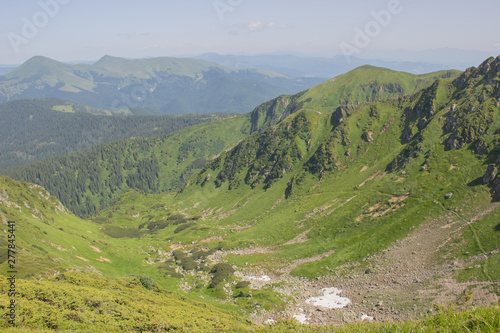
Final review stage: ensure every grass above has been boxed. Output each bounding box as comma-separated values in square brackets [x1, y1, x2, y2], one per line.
[2, 304, 499, 332]
[0, 272, 252, 332]
[256, 306, 500, 332]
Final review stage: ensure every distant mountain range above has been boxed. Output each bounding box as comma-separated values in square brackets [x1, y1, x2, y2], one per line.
[0, 55, 324, 114]
[196, 53, 458, 78]
[196, 49, 499, 78]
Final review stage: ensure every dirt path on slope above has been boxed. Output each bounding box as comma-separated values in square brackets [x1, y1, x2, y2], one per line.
[247, 202, 500, 325]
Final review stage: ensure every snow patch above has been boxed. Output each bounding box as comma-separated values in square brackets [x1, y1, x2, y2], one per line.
[293, 313, 309, 324]
[305, 287, 351, 309]
[248, 275, 271, 282]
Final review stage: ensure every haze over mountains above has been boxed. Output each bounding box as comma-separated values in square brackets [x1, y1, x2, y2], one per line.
[196, 52, 464, 78]
[0, 55, 324, 115]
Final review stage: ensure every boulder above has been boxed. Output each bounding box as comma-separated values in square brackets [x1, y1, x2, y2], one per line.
[483, 164, 496, 184]
[402, 127, 413, 143]
[417, 119, 427, 131]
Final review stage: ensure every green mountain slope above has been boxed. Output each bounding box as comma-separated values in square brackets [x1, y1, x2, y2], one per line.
[1, 65, 459, 217]
[0, 55, 323, 114]
[181, 56, 499, 266]
[247, 66, 460, 134]
[113, 56, 497, 323]
[0, 176, 251, 331]
[0, 98, 234, 169]
[0, 180, 498, 332]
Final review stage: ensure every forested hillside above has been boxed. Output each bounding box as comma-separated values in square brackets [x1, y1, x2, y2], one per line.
[0, 98, 234, 169]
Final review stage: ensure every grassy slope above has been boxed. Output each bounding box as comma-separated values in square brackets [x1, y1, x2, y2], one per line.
[1, 176, 498, 332]
[0, 176, 254, 331]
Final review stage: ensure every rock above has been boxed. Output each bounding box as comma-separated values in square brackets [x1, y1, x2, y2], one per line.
[365, 268, 371, 274]
[417, 119, 427, 131]
[445, 193, 453, 199]
[443, 117, 457, 132]
[332, 106, 348, 124]
[402, 127, 413, 143]
[483, 164, 496, 184]
[474, 140, 487, 155]
[362, 131, 374, 143]
[445, 133, 458, 150]
[376, 301, 383, 307]
[345, 150, 351, 157]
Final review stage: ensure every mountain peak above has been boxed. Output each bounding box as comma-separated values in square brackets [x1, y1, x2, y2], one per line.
[453, 54, 500, 87]
[21, 55, 67, 68]
[477, 55, 500, 75]
[2, 56, 69, 79]
[94, 55, 129, 67]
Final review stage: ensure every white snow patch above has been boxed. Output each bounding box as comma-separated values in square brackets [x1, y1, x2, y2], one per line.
[305, 287, 351, 309]
[361, 314, 374, 321]
[248, 275, 271, 281]
[293, 313, 309, 324]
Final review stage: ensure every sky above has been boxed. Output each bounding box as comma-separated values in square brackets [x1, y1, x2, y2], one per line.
[0, 0, 499, 65]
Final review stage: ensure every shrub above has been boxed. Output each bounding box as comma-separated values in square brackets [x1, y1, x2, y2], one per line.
[103, 225, 141, 238]
[174, 222, 195, 234]
[93, 217, 108, 224]
[236, 281, 250, 289]
[208, 263, 234, 288]
[138, 276, 157, 291]
[147, 220, 171, 231]
[167, 214, 185, 220]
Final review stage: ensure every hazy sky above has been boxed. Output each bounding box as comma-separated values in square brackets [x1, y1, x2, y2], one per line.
[1, 0, 499, 64]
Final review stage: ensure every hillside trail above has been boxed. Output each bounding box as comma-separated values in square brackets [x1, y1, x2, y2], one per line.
[248, 201, 500, 325]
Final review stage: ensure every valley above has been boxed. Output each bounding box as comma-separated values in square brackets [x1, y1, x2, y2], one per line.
[0, 56, 499, 331]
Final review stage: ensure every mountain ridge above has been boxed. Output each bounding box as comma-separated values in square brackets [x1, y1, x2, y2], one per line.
[0, 55, 325, 114]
